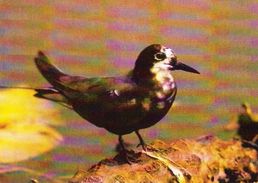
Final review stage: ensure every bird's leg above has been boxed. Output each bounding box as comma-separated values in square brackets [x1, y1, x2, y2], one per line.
[135, 130, 147, 151]
[118, 135, 139, 164]
[118, 135, 132, 164]
[118, 135, 127, 152]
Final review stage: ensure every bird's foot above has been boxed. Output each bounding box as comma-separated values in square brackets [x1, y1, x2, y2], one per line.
[136, 143, 157, 152]
[117, 135, 141, 164]
[117, 150, 141, 165]
[135, 130, 149, 151]
[136, 142, 148, 151]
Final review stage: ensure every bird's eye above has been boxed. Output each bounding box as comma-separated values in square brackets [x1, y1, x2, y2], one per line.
[154, 52, 166, 61]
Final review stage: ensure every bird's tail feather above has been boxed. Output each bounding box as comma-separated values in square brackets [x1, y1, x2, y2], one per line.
[0, 85, 72, 109]
[0, 85, 63, 102]
[34, 51, 66, 88]
[34, 88, 72, 109]
[34, 88, 68, 103]
[0, 85, 42, 90]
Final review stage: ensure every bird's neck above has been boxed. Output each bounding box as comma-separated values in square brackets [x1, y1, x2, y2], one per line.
[150, 67, 176, 98]
[131, 68, 176, 98]
[131, 70, 153, 84]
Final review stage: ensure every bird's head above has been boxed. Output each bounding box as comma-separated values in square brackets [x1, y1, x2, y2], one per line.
[132, 44, 199, 82]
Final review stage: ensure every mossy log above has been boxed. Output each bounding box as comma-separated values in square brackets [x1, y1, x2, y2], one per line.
[69, 136, 257, 183]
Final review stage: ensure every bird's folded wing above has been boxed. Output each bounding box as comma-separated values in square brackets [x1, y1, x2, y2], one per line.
[56, 76, 143, 102]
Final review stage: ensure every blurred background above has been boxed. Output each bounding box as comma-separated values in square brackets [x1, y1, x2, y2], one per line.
[0, 0, 258, 182]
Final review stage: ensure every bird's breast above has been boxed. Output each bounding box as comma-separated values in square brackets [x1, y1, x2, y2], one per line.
[151, 70, 176, 100]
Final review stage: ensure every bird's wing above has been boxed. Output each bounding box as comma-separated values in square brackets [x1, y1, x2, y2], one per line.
[58, 76, 143, 103]
[34, 51, 145, 110]
[34, 51, 139, 100]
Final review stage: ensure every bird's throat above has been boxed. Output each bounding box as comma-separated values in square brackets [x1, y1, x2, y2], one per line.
[151, 69, 175, 97]
[131, 62, 176, 99]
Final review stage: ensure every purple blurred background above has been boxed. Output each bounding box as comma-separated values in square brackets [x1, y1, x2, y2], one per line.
[0, 1, 258, 182]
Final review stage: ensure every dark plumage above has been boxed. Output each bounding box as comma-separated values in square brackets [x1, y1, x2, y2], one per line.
[34, 44, 199, 163]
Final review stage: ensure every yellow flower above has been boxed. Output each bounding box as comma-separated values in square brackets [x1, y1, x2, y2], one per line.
[0, 89, 63, 163]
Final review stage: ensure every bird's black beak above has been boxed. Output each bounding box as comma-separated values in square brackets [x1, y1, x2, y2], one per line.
[171, 61, 200, 74]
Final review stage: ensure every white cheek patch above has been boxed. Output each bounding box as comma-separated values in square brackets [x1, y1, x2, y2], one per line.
[161, 47, 175, 59]
[151, 59, 172, 73]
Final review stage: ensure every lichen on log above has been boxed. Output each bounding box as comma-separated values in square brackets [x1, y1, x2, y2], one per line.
[69, 136, 257, 183]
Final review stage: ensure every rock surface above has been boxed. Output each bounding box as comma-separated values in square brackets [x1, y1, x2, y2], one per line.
[69, 136, 257, 183]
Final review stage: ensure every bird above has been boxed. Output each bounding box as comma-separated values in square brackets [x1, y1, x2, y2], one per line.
[2, 44, 200, 163]
[237, 102, 258, 144]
